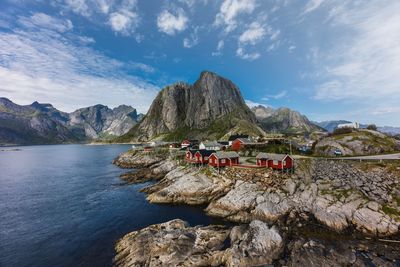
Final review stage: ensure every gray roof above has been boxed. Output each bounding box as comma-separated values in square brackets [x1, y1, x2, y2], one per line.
[256, 153, 291, 161]
[213, 151, 239, 159]
[201, 141, 222, 147]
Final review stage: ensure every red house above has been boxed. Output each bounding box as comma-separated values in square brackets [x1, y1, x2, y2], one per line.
[185, 150, 198, 163]
[181, 139, 199, 149]
[194, 150, 215, 164]
[208, 151, 240, 167]
[231, 138, 253, 151]
[256, 153, 294, 169]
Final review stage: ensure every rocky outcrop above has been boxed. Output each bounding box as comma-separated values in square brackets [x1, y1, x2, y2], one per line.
[114, 219, 283, 267]
[125, 153, 400, 237]
[315, 129, 399, 156]
[118, 71, 265, 142]
[0, 97, 142, 145]
[251, 105, 322, 134]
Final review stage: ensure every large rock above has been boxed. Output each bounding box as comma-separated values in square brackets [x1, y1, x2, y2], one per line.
[146, 167, 231, 205]
[224, 220, 283, 267]
[114, 219, 229, 267]
[117, 71, 264, 141]
[114, 219, 283, 267]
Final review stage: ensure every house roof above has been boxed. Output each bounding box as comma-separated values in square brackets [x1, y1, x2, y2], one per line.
[228, 134, 249, 141]
[218, 141, 229, 146]
[256, 153, 292, 161]
[235, 138, 253, 144]
[201, 141, 222, 147]
[196, 150, 216, 157]
[213, 151, 239, 159]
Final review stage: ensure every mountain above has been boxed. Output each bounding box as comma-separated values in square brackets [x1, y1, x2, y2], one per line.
[0, 98, 142, 145]
[68, 104, 141, 139]
[251, 105, 322, 134]
[118, 71, 265, 141]
[377, 126, 400, 136]
[314, 120, 351, 133]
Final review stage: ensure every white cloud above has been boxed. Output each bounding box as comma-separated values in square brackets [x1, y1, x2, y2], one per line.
[183, 27, 199, 48]
[157, 8, 188, 35]
[302, 0, 325, 15]
[214, 0, 256, 32]
[239, 22, 265, 45]
[0, 13, 158, 113]
[108, 10, 139, 35]
[262, 90, 287, 101]
[212, 40, 225, 56]
[64, 0, 90, 17]
[236, 47, 260, 61]
[313, 1, 400, 105]
[18, 13, 73, 32]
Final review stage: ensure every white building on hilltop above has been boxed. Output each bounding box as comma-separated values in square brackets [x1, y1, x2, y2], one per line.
[337, 122, 360, 129]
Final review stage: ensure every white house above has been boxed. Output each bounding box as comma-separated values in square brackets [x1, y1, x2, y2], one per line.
[199, 141, 222, 151]
[337, 122, 360, 129]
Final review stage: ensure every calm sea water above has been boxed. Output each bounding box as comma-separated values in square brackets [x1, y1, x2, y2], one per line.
[0, 144, 220, 267]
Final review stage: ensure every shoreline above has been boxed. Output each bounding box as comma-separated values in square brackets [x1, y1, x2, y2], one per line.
[111, 149, 400, 266]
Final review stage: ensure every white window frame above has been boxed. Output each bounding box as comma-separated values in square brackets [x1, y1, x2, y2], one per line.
[273, 160, 278, 165]
[221, 159, 226, 164]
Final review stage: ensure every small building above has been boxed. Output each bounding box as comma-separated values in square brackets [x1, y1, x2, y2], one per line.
[185, 149, 198, 162]
[181, 139, 199, 148]
[208, 151, 240, 167]
[256, 153, 294, 169]
[199, 141, 223, 151]
[231, 138, 253, 151]
[337, 122, 360, 129]
[228, 134, 249, 145]
[194, 150, 215, 164]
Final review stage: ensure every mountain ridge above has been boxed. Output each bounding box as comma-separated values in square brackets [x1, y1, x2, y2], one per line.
[117, 71, 265, 142]
[0, 97, 143, 145]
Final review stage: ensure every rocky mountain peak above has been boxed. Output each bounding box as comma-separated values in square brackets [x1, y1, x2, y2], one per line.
[119, 71, 263, 141]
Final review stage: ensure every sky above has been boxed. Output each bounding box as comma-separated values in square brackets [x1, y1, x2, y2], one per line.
[0, 0, 399, 126]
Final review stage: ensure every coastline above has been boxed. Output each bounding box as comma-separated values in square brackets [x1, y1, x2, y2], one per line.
[112, 149, 400, 266]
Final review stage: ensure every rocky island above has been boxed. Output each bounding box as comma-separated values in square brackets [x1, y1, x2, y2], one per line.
[112, 149, 400, 266]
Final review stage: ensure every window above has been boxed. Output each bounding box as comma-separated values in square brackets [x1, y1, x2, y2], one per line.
[283, 160, 286, 166]
[273, 160, 278, 165]
[204, 157, 208, 160]
[221, 159, 226, 164]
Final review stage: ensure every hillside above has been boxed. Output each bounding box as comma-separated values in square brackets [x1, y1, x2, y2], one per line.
[251, 105, 322, 134]
[0, 98, 142, 145]
[314, 120, 351, 133]
[117, 71, 265, 142]
[314, 129, 400, 156]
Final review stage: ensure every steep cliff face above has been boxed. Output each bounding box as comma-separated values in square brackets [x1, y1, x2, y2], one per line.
[251, 105, 322, 134]
[0, 98, 142, 145]
[120, 71, 264, 141]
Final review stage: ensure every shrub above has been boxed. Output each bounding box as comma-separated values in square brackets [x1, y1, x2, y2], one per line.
[366, 124, 377, 131]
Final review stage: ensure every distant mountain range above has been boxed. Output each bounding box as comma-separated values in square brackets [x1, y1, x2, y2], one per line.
[251, 105, 323, 134]
[0, 98, 142, 145]
[117, 71, 265, 142]
[314, 120, 400, 135]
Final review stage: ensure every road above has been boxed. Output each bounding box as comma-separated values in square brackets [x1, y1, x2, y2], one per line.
[337, 153, 400, 160]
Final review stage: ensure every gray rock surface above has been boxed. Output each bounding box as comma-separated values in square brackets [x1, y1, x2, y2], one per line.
[120, 71, 264, 141]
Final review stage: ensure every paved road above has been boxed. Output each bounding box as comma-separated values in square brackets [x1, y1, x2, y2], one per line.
[337, 153, 400, 160]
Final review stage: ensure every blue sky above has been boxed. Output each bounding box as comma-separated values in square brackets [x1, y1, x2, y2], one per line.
[0, 0, 399, 126]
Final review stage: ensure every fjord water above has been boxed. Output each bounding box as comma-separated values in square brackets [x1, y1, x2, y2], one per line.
[0, 145, 217, 267]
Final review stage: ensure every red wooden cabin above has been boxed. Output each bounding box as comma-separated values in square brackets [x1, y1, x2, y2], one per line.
[231, 138, 253, 151]
[185, 150, 198, 163]
[208, 151, 240, 167]
[256, 153, 294, 169]
[194, 150, 215, 164]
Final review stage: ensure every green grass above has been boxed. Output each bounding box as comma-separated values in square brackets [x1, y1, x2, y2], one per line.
[381, 205, 400, 218]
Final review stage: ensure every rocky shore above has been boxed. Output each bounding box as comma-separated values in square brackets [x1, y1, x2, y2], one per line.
[113, 150, 400, 266]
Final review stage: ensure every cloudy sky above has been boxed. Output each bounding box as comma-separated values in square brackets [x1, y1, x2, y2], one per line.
[0, 0, 399, 126]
